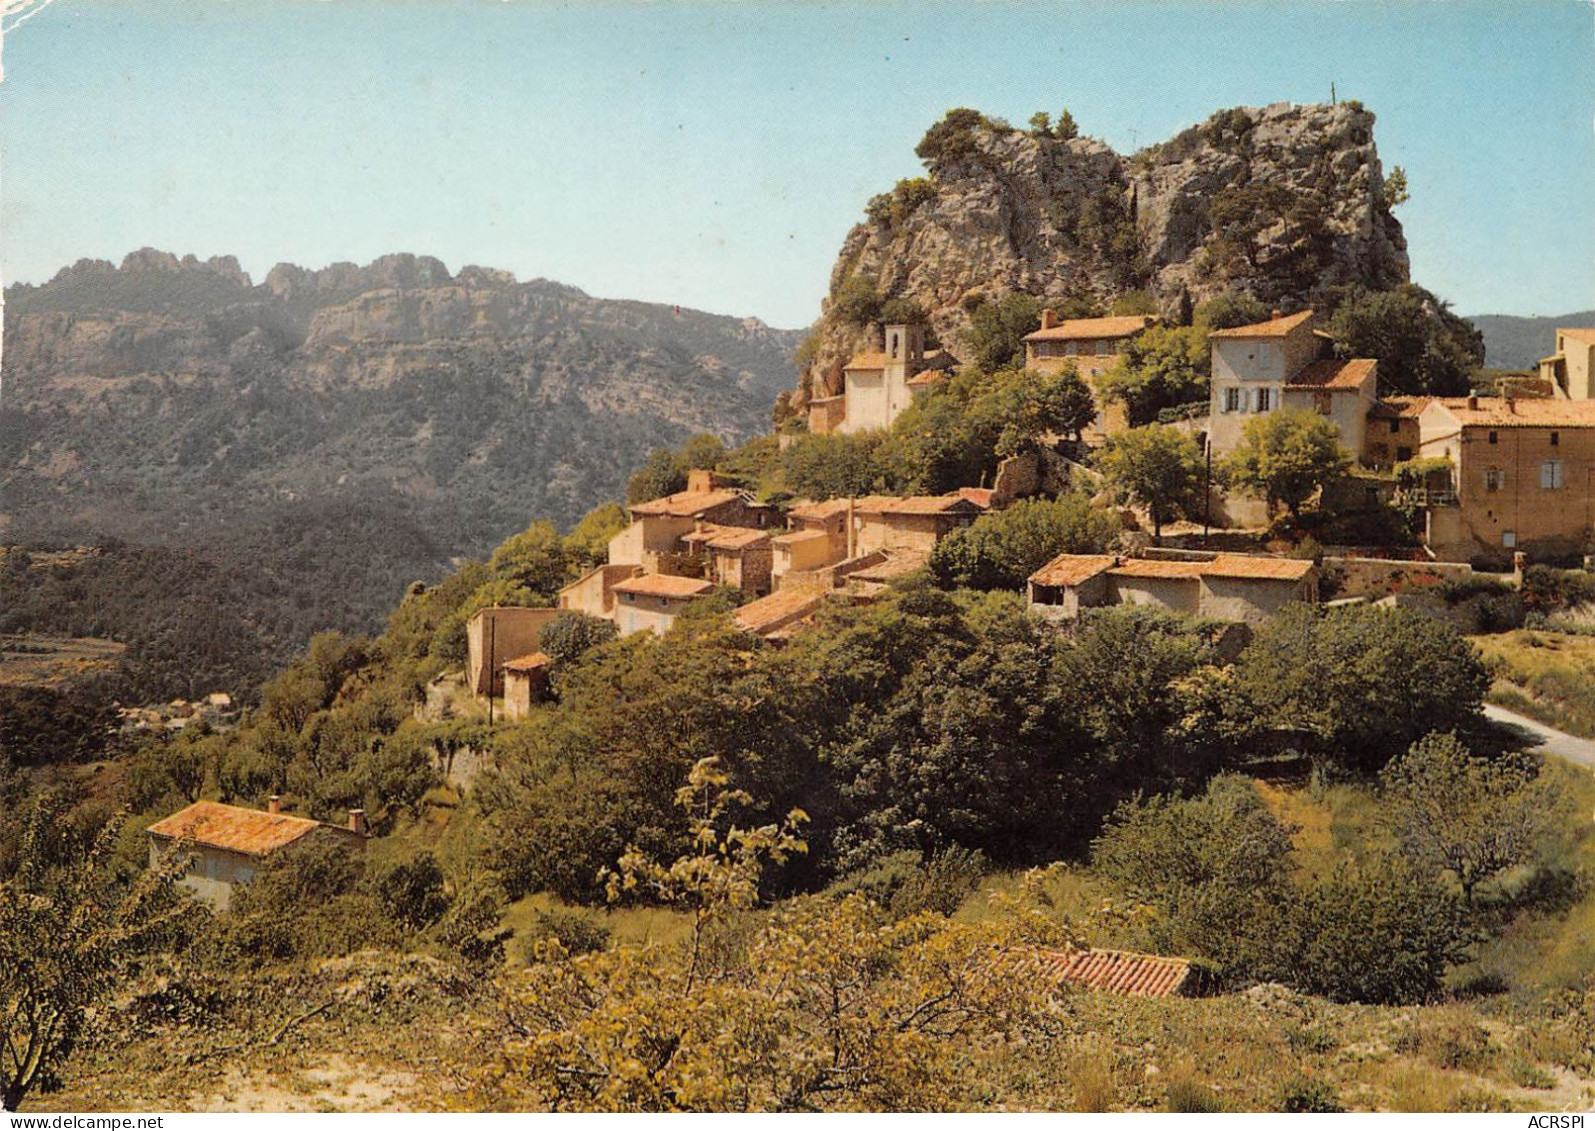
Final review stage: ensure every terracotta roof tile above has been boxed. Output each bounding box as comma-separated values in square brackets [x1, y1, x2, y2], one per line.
[1559, 327, 1595, 344]
[1028, 948, 1193, 997]
[503, 651, 552, 673]
[1204, 554, 1317, 581]
[1287, 358, 1377, 390]
[787, 498, 854, 521]
[146, 800, 323, 857]
[1208, 309, 1316, 339]
[681, 524, 770, 551]
[630, 489, 745, 518]
[1025, 315, 1159, 342]
[1029, 553, 1119, 587]
[1430, 397, 1595, 428]
[844, 351, 889, 370]
[848, 549, 930, 582]
[1107, 558, 1208, 580]
[854, 494, 986, 516]
[734, 589, 827, 635]
[772, 529, 833, 547]
[1370, 396, 1431, 419]
[611, 574, 716, 598]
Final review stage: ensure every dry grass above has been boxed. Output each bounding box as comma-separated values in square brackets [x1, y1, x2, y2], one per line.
[1473, 630, 1595, 738]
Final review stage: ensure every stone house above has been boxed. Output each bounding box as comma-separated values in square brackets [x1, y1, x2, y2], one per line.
[1363, 396, 1427, 469]
[1027, 553, 1319, 625]
[146, 798, 367, 911]
[558, 562, 643, 621]
[1022, 311, 1160, 442]
[852, 493, 988, 557]
[680, 523, 773, 595]
[466, 605, 559, 698]
[732, 588, 830, 642]
[1401, 395, 1595, 562]
[807, 323, 958, 435]
[606, 470, 776, 573]
[501, 651, 553, 720]
[1539, 328, 1595, 400]
[611, 573, 716, 635]
[1206, 309, 1378, 457]
[770, 498, 854, 590]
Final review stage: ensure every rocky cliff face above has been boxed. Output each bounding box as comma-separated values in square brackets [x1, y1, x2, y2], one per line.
[2, 251, 802, 636]
[799, 102, 1409, 402]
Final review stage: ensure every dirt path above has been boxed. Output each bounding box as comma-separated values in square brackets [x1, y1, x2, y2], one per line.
[1484, 703, 1595, 768]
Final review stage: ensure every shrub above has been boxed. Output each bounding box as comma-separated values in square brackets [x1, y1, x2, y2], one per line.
[915, 107, 990, 171]
[527, 907, 612, 956]
[1276, 1076, 1343, 1113]
[831, 273, 884, 326]
[929, 495, 1120, 592]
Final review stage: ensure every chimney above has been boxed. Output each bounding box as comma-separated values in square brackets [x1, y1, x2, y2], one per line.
[1040, 308, 1058, 331]
[348, 808, 368, 837]
[1467, 394, 1478, 411]
[268, 794, 283, 815]
[1506, 396, 1517, 415]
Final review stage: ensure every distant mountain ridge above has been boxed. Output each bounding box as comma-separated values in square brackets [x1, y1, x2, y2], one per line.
[1, 250, 803, 692]
[1467, 310, 1595, 370]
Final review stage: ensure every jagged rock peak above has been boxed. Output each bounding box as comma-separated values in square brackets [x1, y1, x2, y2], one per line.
[796, 100, 1410, 404]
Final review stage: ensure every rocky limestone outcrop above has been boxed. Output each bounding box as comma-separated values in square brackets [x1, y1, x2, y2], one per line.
[798, 101, 1409, 404]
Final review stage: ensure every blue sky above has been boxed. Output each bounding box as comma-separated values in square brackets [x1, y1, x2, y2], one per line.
[1, 0, 1590, 327]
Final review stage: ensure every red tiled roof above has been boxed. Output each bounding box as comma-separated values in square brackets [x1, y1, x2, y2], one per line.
[1031, 948, 1193, 997]
[844, 351, 889, 370]
[503, 651, 552, 673]
[1208, 309, 1316, 339]
[772, 528, 833, 547]
[787, 498, 853, 521]
[630, 489, 745, 518]
[1204, 554, 1317, 581]
[848, 549, 930, 583]
[1429, 397, 1595, 429]
[1108, 558, 1208, 580]
[1559, 327, 1595, 344]
[612, 573, 716, 598]
[734, 589, 827, 635]
[147, 800, 322, 857]
[681, 524, 770, 551]
[957, 487, 996, 507]
[1287, 358, 1377, 390]
[1029, 553, 1118, 587]
[1370, 396, 1430, 419]
[1025, 315, 1159, 342]
[854, 494, 986, 516]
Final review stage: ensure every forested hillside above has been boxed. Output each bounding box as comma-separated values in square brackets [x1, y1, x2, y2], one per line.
[1, 252, 802, 696]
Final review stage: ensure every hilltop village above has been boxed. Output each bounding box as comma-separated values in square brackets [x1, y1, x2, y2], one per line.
[12, 102, 1595, 1114]
[440, 309, 1595, 721]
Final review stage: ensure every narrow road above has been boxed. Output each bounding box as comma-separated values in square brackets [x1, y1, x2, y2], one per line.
[1483, 703, 1595, 769]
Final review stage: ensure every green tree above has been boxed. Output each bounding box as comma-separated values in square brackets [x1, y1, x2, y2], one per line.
[1282, 857, 1470, 1004]
[1222, 407, 1350, 519]
[1092, 775, 1294, 971]
[539, 610, 621, 667]
[627, 449, 688, 504]
[929, 495, 1120, 591]
[1232, 604, 1490, 774]
[915, 107, 989, 172]
[1381, 165, 1410, 208]
[1094, 424, 1204, 540]
[831, 273, 884, 326]
[776, 431, 885, 500]
[963, 293, 1041, 372]
[1055, 108, 1079, 140]
[1027, 111, 1052, 137]
[1, 799, 192, 1109]
[564, 502, 629, 570]
[478, 759, 1072, 1111]
[1328, 284, 1483, 397]
[489, 519, 578, 599]
[1193, 292, 1270, 332]
[1380, 732, 1574, 906]
[976, 366, 1098, 453]
[1095, 325, 1211, 426]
